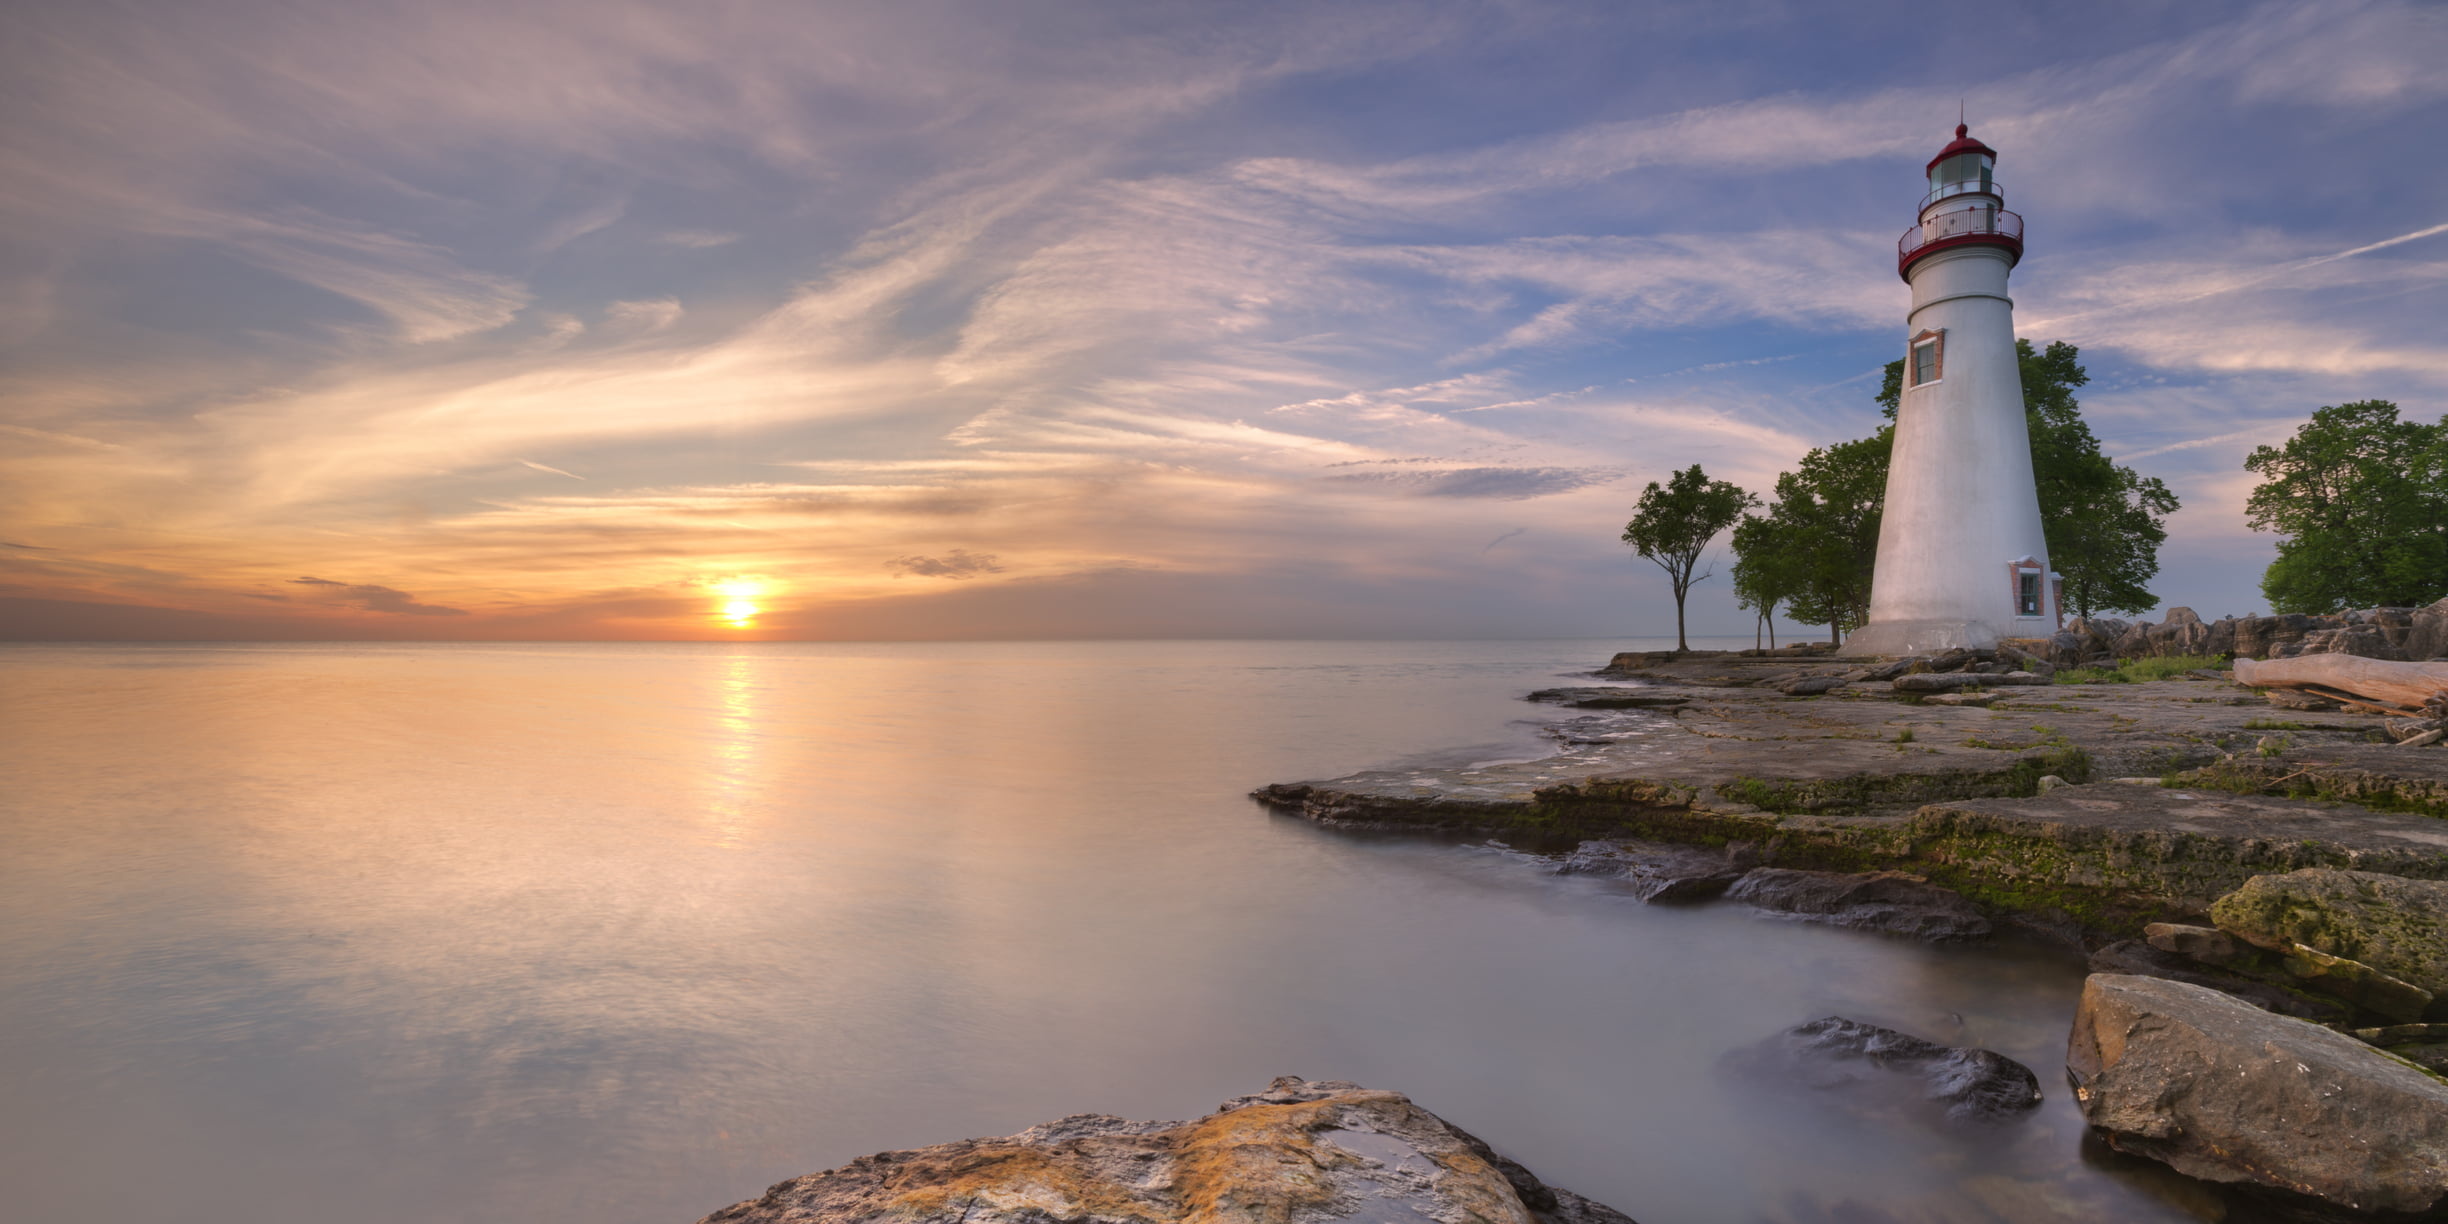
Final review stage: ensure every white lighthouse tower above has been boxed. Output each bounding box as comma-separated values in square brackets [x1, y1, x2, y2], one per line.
[1845, 125, 2057, 656]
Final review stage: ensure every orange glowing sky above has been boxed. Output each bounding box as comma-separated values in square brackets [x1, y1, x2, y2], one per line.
[4, 1, 2445, 640]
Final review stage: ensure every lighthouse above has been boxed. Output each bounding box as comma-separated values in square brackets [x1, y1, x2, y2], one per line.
[1845, 125, 2057, 656]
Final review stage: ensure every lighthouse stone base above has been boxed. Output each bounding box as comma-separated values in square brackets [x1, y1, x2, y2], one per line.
[1845, 618, 2021, 657]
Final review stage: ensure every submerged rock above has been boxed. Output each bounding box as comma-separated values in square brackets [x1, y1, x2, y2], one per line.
[1728, 1016, 2041, 1125]
[693, 1077, 1641, 1224]
[1726, 869, 1991, 941]
[2068, 974, 2448, 1219]
[1550, 839, 1750, 903]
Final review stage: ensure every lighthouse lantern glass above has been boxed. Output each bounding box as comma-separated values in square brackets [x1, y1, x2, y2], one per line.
[1930, 153, 1992, 193]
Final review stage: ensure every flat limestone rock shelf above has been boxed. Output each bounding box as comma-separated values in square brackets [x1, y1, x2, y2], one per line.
[693, 1078, 1639, 1224]
[1252, 669, 2448, 938]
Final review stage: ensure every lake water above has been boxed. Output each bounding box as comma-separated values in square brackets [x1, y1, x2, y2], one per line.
[0, 641, 2220, 1223]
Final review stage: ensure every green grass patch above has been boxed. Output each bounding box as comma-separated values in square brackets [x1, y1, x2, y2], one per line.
[2053, 655, 2227, 685]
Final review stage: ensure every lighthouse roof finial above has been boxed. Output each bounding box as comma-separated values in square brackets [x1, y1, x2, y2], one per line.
[1926, 122, 1997, 175]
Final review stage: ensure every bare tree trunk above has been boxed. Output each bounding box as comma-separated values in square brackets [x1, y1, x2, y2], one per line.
[1767, 608, 1777, 649]
[2233, 655, 2448, 712]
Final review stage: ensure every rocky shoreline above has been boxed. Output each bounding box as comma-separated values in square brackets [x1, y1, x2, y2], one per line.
[696, 1077, 1644, 1224]
[1250, 634, 2448, 1221]
[686, 625, 2448, 1224]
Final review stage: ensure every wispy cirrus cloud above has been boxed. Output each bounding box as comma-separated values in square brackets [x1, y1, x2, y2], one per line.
[1, 0, 2443, 638]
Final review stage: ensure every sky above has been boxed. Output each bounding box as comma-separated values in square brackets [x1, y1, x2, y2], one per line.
[2, 0, 2444, 642]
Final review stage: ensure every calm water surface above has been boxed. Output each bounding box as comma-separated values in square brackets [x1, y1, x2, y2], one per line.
[0, 641, 2216, 1223]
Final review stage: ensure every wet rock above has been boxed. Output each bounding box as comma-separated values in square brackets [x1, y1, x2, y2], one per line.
[1525, 687, 1691, 710]
[1729, 1016, 2041, 1126]
[695, 1076, 1641, 1224]
[2068, 974, 2448, 1218]
[2209, 869, 2448, 1017]
[2087, 939, 2351, 1023]
[1726, 869, 1990, 941]
[1549, 840, 1746, 903]
[2142, 922, 2248, 966]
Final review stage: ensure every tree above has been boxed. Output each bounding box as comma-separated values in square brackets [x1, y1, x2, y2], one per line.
[1622, 464, 1756, 652]
[1879, 338, 2178, 616]
[2244, 400, 2448, 613]
[1729, 514, 1799, 648]
[1732, 431, 1891, 645]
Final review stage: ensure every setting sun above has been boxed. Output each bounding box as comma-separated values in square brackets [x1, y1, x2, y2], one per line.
[721, 600, 759, 626]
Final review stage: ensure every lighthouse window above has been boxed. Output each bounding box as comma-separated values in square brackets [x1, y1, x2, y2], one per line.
[1909, 330, 1944, 386]
[2018, 571, 2042, 616]
[1932, 154, 1989, 189]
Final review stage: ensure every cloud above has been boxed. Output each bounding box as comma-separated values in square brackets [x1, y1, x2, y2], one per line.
[1325, 466, 1623, 500]
[603, 298, 683, 331]
[0, 1, 2440, 640]
[886, 550, 1004, 579]
[287, 576, 468, 616]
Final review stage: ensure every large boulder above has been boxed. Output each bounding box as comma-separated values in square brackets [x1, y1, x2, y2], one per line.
[2291, 625, 2408, 661]
[2411, 596, 2448, 661]
[2209, 869, 2448, 1020]
[2067, 974, 2448, 1218]
[694, 1077, 1640, 1224]
[2230, 612, 2324, 660]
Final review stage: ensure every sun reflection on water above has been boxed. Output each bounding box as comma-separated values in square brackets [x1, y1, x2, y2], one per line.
[706, 652, 760, 847]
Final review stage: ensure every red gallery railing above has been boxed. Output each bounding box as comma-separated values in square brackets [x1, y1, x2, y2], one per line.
[1898, 207, 2023, 277]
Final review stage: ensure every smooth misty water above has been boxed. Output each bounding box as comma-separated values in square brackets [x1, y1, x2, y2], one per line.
[0, 641, 2220, 1224]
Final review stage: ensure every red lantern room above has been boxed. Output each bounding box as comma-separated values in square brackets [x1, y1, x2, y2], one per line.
[1898, 124, 2022, 280]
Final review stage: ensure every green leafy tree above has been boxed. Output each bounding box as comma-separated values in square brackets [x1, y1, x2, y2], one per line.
[2244, 400, 2448, 613]
[1879, 339, 2178, 616]
[1622, 464, 1757, 651]
[1733, 431, 1891, 645]
[1729, 514, 1800, 648]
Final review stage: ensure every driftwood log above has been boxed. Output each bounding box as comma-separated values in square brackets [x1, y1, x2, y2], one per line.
[2234, 655, 2448, 716]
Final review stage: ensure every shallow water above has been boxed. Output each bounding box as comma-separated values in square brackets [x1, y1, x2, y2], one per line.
[0, 640, 2217, 1223]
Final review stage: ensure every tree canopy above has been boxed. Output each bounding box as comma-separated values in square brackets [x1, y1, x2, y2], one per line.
[1879, 339, 2177, 617]
[1729, 430, 1889, 644]
[1623, 464, 1755, 651]
[2244, 400, 2448, 613]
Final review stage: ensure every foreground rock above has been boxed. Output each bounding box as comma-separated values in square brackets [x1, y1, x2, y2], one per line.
[1729, 1016, 2041, 1126]
[2209, 869, 2448, 1021]
[2067, 975, 2448, 1219]
[695, 1077, 1640, 1224]
[1725, 869, 1990, 941]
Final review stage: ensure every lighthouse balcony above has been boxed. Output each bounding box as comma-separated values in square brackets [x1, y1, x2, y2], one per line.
[1897, 207, 2022, 279]
[1920, 177, 2002, 208]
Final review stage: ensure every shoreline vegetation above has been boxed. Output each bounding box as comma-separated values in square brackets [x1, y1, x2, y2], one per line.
[1245, 618, 2448, 1222]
